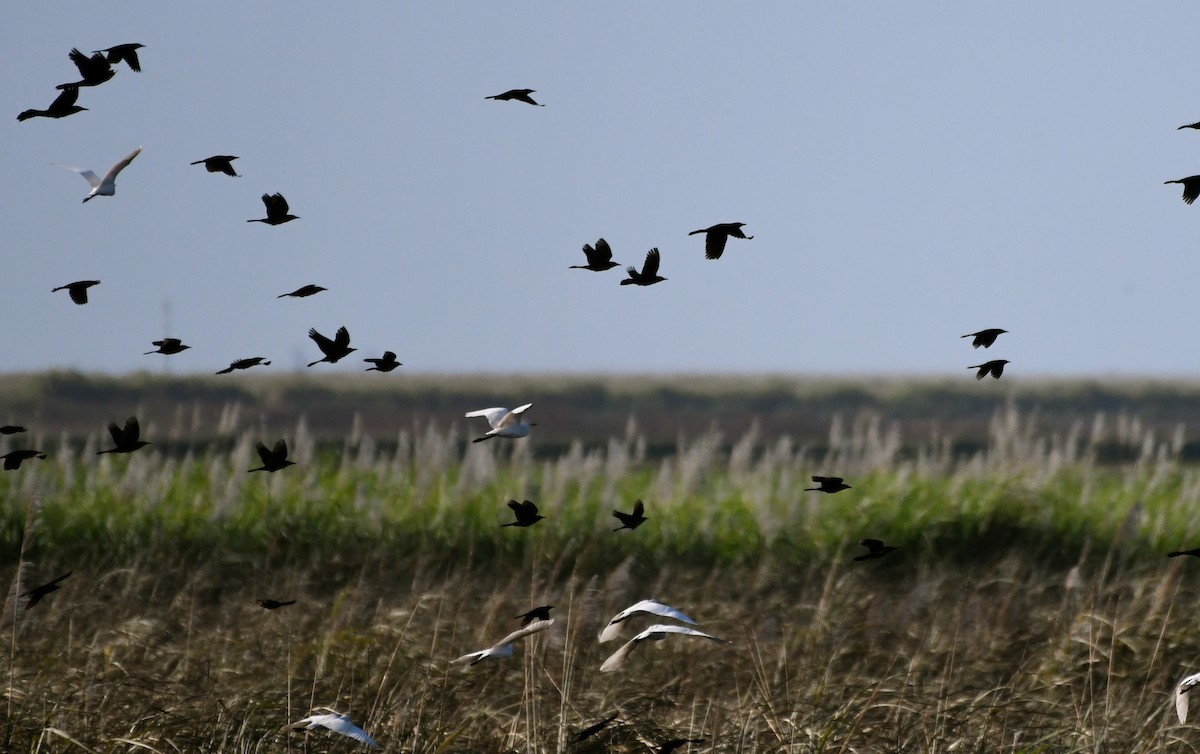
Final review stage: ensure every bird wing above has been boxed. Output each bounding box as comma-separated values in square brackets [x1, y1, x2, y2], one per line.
[269, 193, 290, 215]
[599, 599, 696, 642]
[123, 416, 141, 443]
[705, 232, 728, 260]
[495, 403, 532, 428]
[67, 48, 91, 75]
[519, 500, 540, 517]
[308, 328, 335, 352]
[507, 499, 524, 516]
[50, 86, 79, 110]
[450, 648, 492, 665]
[323, 716, 378, 747]
[861, 538, 885, 552]
[333, 326, 351, 348]
[382, 351, 396, 361]
[255, 442, 272, 466]
[632, 500, 644, 517]
[123, 47, 142, 72]
[54, 165, 102, 188]
[465, 407, 511, 428]
[493, 618, 554, 647]
[1178, 674, 1200, 723]
[68, 284, 89, 305]
[273, 440, 289, 462]
[601, 622, 723, 673]
[160, 338, 181, 348]
[107, 421, 124, 446]
[643, 248, 661, 277]
[103, 146, 142, 183]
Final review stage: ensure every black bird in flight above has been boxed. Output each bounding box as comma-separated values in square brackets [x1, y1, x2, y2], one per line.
[278, 284, 326, 298]
[144, 338, 190, 355]
[364, 351, 401, 372]
[97, 416, 149, 454]
[1, 450, 46, 471]
[962, 328, 1007, 349]
[806, 476, 851, 493]
[621, 248, 666, 286]
[689, 222, 753, 260]
[94, 43, 144, 72]
[248, 193, 299, 225]
[1180, 121, 1200, 131]
[612, 500, 648, 531]
[17, 85, 87, 122]
[21, 571, 71, 610]
[254, 599, 296, 610]
[1166, 176, 1200, 205]
[0, 426, 27, 435]
[52, 280, 100, 305]
[248, 440, 295, 472]
[571, 238, 620, 271]
[191, 155, 239, 177]
[854, 539, 898, 561]
[968, 359, 1009, 380]
[1169, 548, 1200, 558]
[58, 48, 115, 89]
[307, 326, 356, 367]
[660, 739, 706, 754]
[502, 500, 545, 527]
[516, 605, 554, 624]
[574, 714, 620, 742]
[486, 88, 544, 106]
[216, 357, 271, 374]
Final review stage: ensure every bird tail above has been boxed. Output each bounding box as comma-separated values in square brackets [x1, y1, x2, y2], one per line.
[306, 360, 322, 368]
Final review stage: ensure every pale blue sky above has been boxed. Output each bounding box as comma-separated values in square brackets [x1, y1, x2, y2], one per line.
[5, 3, 1199, 376]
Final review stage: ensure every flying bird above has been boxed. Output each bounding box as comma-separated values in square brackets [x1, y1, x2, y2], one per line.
[451, 618, 554, 666]
[283, 710, 378, 748]
[1, 450, 46, 471]
[466, 403, 535, 442]
[854, 538, 898, 561]
[57, 48, 114, 89]
[571, 238, 620, 271]
[94, 43, 144, 72]
[144, 338, 190, 355]
[502, 499, 545, 527]
[248, 193, 299, 225]
[248, 440, 295, 472]
[0, 426, 27, 435]
[968, 359, 1009, 380]
[307, 326, 356, 367]
[254, 599, 296, 610]
[17, 85, 87, 122]
[1180, 121, 1200, 131]
[620, 248, 666, 286]
[55, 146, 142, 202]
[191, 155, 238, 176]
[20, 571, 71, 610]
[216, 357, 270, 374]
[486, 88, 544, 106]
[1166, 176, 1200, 205]
[961, 328, 1007, 349]
[806, 476, 851, 493]
[52, 280, 100, 305]
[599, 599, 697, 643]
[1179, 673, 1200, 723]
[97, 416, 149, 454]
[574, 714, 620, 742]
[660, 739, 706, 754]
[1169, 548, 1200, 558]
[599, 624, 726, 673]
[516, 605, 554, 624]
[278, 284, 326, 298]
[364, 351, 401, 372]
[613, 500, 648, 531]
[689, 222, 754, 260]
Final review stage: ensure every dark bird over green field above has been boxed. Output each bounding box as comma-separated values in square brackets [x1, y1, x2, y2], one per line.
[58, 48, 114, 89]
[254, 599, 296, 610]
[21, 571, 71, 609]
[1166, 176, 1200, 205]
[689, 222, 753, 260]
[97, 416, 149, 454]
[364, 351, 401, 372]
[216, 357, 270, 374]
[307, 326, 355, 367]
[571, 238, 620, 271]
[486, 88, 544, 106]
[248, 193, 299, 225]
[278, 284, 325, 298]
[18, 85, 86, 122]
[502, 499, 544, 527]
[1, 450, 46, 470]
[516, 605, 554, 624]
[248, 440, 295, 472]
[191, 155, 238, 176]
[969, 359, 1009, 380]
[94, 43, 144, 72]
[806, 476, 850, 493]
[961, 328, 1007, 349]
[144, 338, 190, 355]
[620, 248, 666, 286]
[52, 279, 100, 305]
[854, 538, 898, 561]
[1169, 548, 1200, 558]
[613, 500, 648, 531]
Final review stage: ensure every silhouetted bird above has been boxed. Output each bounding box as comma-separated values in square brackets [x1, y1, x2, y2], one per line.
[97, 416, 149, 454]
[248, 193, 299, 225]
[621, 248, 666, 286]
[0, 426, 26, 435]
[283, 710, 378, 749]
[254, 599, 296, 610]
[1166, 176, 1200, 205]
[486, 88, 544, 106]
[52, 280, 100, 305]
[806, 476, 851, 493]
[248, 440, 295, 472]
[613, 500, 648, 531]
[502, 499, 544, 527]
[600, 625, 725, 673]
[854, 538, 898, 561]
[1, 450, 46, 470]
[516, 605, 554, 624]
[144, 338, 190, 355]
[364, 351, 401, 372]
[307, 326, 356, 367]
[660, 739, 706, 754]
[1169, 548, 1200, 558]
[968, 359, 1009, 380]
[191, 155, 238, 176]
[58, 48, 114, 89]
[689, 222, 754, 260]
[466, 403, 535, 442]
[216, 357, 270, 374]
[94, 43, 144, 72]
[571, 238, 620, 271]
[55, 146, 142, 202]
[451, 619, 554, 666]
[278, 284, 326, 298]
[1180, 121, 1200, 131]
[574, 714, 619, 742]
[961, 328, 1007, 349]
[21, 571, 71, 610]
[17, 85, 86, 122]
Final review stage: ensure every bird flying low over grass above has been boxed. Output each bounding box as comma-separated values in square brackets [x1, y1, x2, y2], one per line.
[17, 85, 86, 122]
[854, 538, 898, 561]
[364, 351, 401, 372]
[191, 155, 238, 176]
[451, 618, 554, 666]
[248, 193, 299, 224]
[97, 416, 149, 454]
[1166, 176, 1200, 205]
[58, 48, 114, 89]
[466, 403, 535, 442]
[282, 709, 378, 748]
[307, 326, 356, 367]
[620, 248, 666, 286]
[216, 357, 270, 374]
[1, 450, 46, 470]
[254, 598, 296, 610]
[968, 359, 1009, 380]
[516, 605, 554, 624]
[659, 738, 707, 754]
[1179, 672, 1200, 723]
[21, 571, 71, 610]
[94, 43, 144, 72]
[144, 338, 190, 355]
[278, 284, 325, 298]
[1169, 548, 1200, 558]
[571, 238, 620, 271]
[248, 440, 295, 472]
[689, 222, 753, 260]
[502, 499, 545, 527]
[486, 88, 544, 106]
[599, 599, 697, 643]
[55, 146, 142, 203]
[52, 280, 100, 305]
[574, 713, 620, 742]
[613, 500, 648, 531]
[0, 426, 27, 435]
[599, 624, 726, 673]
[806, 475, 850, 493]
[961, 328, 1007, 349]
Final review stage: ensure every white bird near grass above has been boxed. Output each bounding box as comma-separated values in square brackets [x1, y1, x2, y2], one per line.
[599, 599, 697, 642]
[599, 624, 726, 673]
[451, 618, 554, 666]
[54, 146, 142, 202]
[465, 402, 535, 443]
[1178, 672, 1200, 723]
[282, 708, 378, 748]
